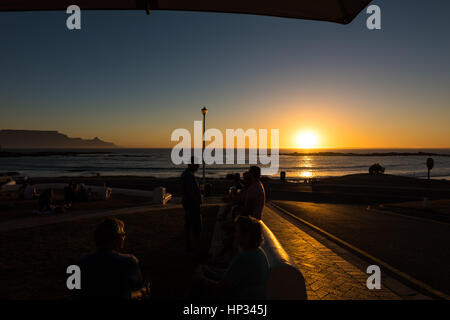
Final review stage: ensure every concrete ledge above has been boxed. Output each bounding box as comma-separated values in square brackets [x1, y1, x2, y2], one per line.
[261, 220, 307, 300]
[209, 205, 307, 300]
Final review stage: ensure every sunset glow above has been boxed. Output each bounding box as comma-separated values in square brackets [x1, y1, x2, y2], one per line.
[296, 131, 319, 149]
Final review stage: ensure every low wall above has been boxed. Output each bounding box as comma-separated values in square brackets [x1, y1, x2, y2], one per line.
[260, 221, 307, 300]
[209, 205, 307, 300]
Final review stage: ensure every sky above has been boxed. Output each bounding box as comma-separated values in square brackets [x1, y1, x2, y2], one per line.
[1, 0, 450, 149]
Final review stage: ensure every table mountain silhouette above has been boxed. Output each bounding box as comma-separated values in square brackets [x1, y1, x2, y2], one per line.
[0, 130, 116, 148]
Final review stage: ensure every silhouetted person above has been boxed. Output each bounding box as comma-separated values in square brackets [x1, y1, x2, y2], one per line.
[238, 171, 252, 207]
[218, 170, 263, 265]
[23, 181, 39, 200]
[181, 156, 202, 252]
[76, 218, 148, 299]
[76, 183, 89, 202]
[37, 188, 55, 213]
[229, 173, 244, 198]
[64, 182, 76, 206]
[192, 216, 270, 299]
[242, 166, 265, 220]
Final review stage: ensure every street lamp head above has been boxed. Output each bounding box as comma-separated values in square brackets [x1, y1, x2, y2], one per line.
[201, 105, 208, 115]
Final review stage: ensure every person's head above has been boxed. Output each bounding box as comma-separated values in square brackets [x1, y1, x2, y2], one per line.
[94, 218, 127, 251]
[242, 171, 252, 186]
[188, 156, 200, 172]
[249, 166, 261, 182]
[234, 173, 241, 183]
[235, 216, 264, 251]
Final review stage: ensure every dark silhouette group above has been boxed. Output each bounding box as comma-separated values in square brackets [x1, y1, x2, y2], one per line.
[75, 161, 268, 300]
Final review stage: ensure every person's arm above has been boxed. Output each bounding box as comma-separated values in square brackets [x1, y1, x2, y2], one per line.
[127, 256, 149, 299]
[204, 254, 246, 296]
[243, 190, 256, 216]
[253, 188, 265, 220]
[196, 269, 233, 295]
[131, 282, 151, 300]
[204, 277, 233, 294]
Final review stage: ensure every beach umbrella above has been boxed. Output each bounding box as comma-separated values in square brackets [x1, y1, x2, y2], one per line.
[0, 0, 372, 24]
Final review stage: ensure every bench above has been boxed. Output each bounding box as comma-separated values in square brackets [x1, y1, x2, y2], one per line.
[260, 220, 307, 300]
[209, 205, 307, 300]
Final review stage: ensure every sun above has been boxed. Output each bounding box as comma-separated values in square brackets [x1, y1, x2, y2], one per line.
[296, 131, 319, 149]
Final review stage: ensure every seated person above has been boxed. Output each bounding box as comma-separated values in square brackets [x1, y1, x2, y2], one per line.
[232, 171, 252, 217]
[234, 166, 265, 220]
[76, 183, 89, 201]
[217, 171, 253, 259]
[64, 182, 76, 206]
[193, 216, 270, 300]
[76, 218, 150, 300]
[23, 182, 39, 200]
[37, 188, 55, 214]
[228, 173, 243, 199]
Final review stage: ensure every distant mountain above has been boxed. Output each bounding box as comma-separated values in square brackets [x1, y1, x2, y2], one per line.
[0, 130, 117, 148]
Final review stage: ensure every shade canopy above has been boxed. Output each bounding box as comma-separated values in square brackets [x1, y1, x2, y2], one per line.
[0, 0, 372, 24]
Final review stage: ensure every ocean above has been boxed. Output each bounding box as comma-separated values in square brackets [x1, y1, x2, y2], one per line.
[1, 148, 450, 181]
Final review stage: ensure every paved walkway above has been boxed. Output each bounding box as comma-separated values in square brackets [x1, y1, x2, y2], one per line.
[262, 205, 400, 300]
[0, 198, 425, 300]
[0, 201, 226, 233]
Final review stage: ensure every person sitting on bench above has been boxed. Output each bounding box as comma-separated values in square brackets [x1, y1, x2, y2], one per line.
[192, 216, 270, 300]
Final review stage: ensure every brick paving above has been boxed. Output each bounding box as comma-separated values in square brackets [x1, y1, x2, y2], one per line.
[262, 205, 400, 300]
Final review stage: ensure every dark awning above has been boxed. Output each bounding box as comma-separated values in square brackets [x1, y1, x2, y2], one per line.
[0, 0, 372, 24]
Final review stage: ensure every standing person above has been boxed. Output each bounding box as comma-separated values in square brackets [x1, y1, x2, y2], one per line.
[244, 166, 266, 220]
[181, 156, 203, 252]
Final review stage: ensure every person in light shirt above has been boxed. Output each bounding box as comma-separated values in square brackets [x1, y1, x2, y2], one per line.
[243, 166, 266, 220]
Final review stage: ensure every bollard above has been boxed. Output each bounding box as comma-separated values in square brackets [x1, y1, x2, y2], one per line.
[423, 197, 428, 208]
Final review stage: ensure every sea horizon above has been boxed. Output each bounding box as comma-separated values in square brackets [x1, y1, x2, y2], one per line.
[2, 147, 450, 181]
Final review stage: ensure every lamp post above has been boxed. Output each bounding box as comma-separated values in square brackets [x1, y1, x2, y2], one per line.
[427, 157, 434, 180]
[201, 105, 208, 189]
